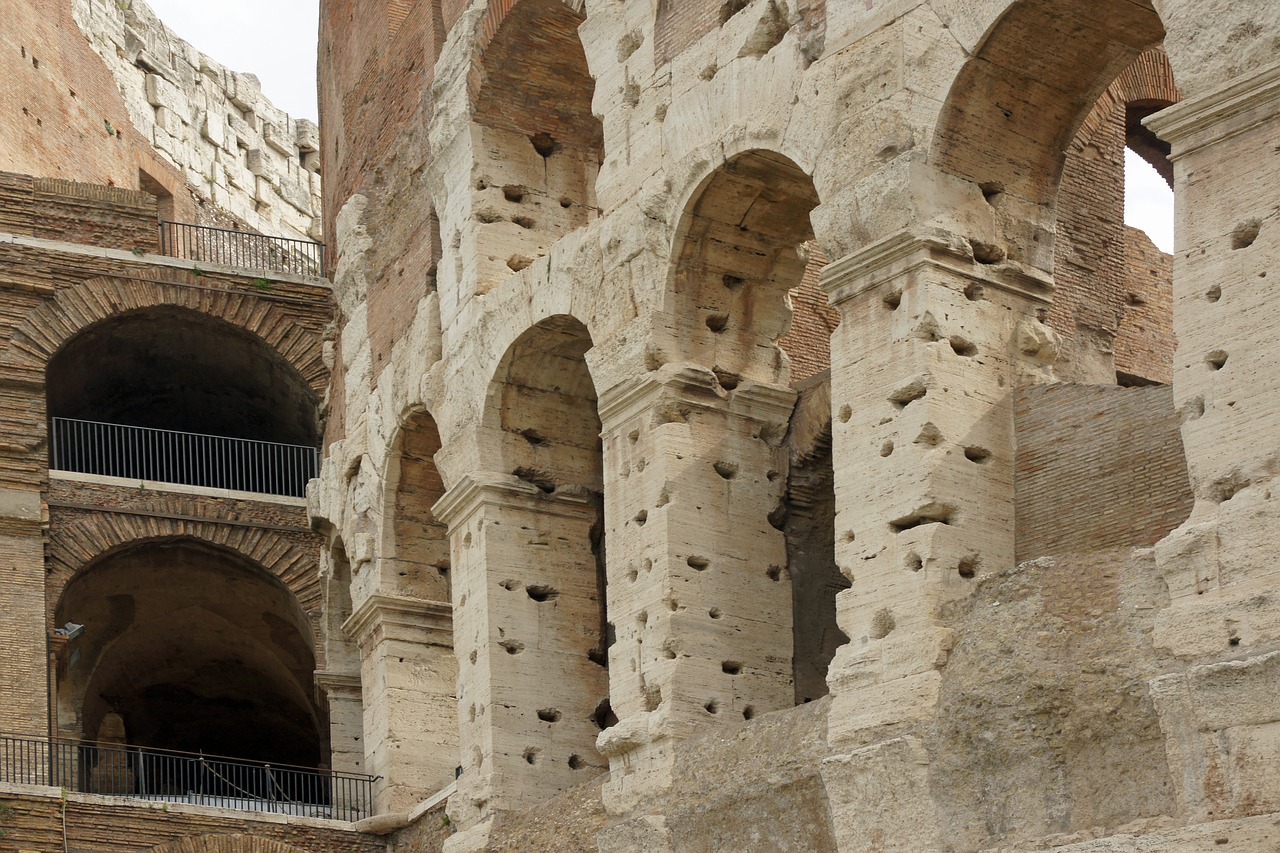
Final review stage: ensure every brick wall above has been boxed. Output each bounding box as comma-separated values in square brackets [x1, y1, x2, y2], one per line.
[1013, 383, 1193, 563]
[779, 244, 837, 384]
[0, 171, 160, 252]
[1115, 226, 1174, 384]
[0, 788, 382, 853]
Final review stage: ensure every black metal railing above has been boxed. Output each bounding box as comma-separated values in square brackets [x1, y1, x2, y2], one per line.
[0, 733, 375, 821]
[158, 220, 325, 278]
[51, 417, 318, 498]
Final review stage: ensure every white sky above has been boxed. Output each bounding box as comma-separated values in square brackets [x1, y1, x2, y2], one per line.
[143, 0, 320, 122]
[142, 1, 1176, 253]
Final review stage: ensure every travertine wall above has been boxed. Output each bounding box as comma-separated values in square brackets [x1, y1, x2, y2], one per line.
[303, 0, 1280, 851]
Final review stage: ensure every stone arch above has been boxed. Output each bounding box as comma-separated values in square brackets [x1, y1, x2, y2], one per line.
[381, 408, 451, 602]
[46, 503, 322, 628]
[466, 0, 603, 289]
[667, 148, 823, 387]
[150, 835, 310, 853]
[54, 537, 323, 770]
[4, 273, 326, 392]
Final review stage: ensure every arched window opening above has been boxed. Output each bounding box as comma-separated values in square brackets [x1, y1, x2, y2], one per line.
[471, 0, 603, 289]
[46, 306, 320, 496]
[475, 314, 610, 794]
[673, 149, 821, 388]
[389, 411, 451, 603]
[55, 540, 324, 793]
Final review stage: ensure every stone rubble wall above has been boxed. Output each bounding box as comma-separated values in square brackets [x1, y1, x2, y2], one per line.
[71, 0, 321, 243]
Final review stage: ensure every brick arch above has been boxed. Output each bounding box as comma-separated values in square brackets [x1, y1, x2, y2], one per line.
[1, 273, 326, 395]
[150, 835, 310, 853]
[46, 503, 322, 630]
[1073, 48, 1180, 185]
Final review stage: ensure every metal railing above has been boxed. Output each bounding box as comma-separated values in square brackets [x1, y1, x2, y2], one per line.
[0, 733, 375, 821]
[51, 417, 318, 498]
[159, 220, 325, 278]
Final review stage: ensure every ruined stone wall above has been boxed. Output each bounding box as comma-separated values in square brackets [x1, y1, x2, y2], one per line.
[1014, 383, 1193, 563]
[71, 0, 322, 242]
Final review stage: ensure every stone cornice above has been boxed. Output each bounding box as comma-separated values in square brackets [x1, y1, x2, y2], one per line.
[314, 670, 362, 695]
[343, 593, 453, 647]
[596, 365, 797, 429]
[431, 472, 599, 528]
[821, 228, 1052, 308]
[1146, 61, 1280, 158]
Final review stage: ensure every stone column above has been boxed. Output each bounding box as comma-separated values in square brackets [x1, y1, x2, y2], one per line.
[315, 671, 364, 775]
[819, 230, 1053, 743]
[1145, 63, 1280, 658]
[345, 594, 455, 814]
[434, 474, 609, 848]
[593, 366, 797, 812]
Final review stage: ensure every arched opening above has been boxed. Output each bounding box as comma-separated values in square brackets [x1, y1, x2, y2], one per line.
[672, 149, 822, 388]
[46, 306, 319, 496]
[478, 314, 610, 791]
[470, 0, 603, 288]
[388, 411, 451, 603]
[55, 539, 323, 776]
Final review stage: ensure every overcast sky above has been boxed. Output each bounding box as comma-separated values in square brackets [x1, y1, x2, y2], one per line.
[141, 0, 1175, 253]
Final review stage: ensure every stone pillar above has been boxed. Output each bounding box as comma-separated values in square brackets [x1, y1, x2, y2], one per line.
[593, 366, 797, 812]
[434, 475, 609, 848]
[1145, 63, 1280, 658]
[0, 487, 47, 743]
[819, 230, 1053, 743]
[316, 671, 364, 775]
[345, 594, 455, 814]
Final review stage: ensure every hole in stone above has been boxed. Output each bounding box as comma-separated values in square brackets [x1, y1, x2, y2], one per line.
[1206, 285, 1222, 302]
[905, 553, 923, 572]
[766, 565, 783, 581]
[568, 754, 585, 769]
[964, 446, 992, 464]
[559, 197, 573, 209]
[890, 380, 927, 409]
[521, 428, 549, 446]
[869, 609, 895, 640]
[628, 429, 640, 444]
[723, 274, 746, 291]
[537, 708, 562, 723]
[529, 132, 558, 157]
[523, 747, 541, 765]
[634, 510, 648, 526]
[513, 467, 556, 493]
[767, 502, 788, 531]
[957, 556, 979, 579]
[508, 254, 534, 272]
[663, 648, 676, 660]
[979, 181, 1004, 203]
[513, 215, 536, 230]
[880, 440, 895, 457]
[593, 699, 618, 731]
[950, 337, 977, 357]
[687, 556, 710, 571]
[667, 597, 679, 612]
[1232, 218, 1261, 250]
[843, 530, 856, 542]
[469, 650, 478, 664]
[1207, 351, 1228, 371]
[706, 313, 730, 332]
[971, 240, 1006, 264]
[500, 640, 525, 655]
[703, 699, 720, 714]
[587, 647, 608, 667]
[722, 661, 742, 675]
[627, 568, 639, 583]
[527, 585, 559, 602]
[713, 461, 739, 479]
[964, 283, 985, 302]
[709, 608, 722, 620]
[502, 185, 525, 203]
[742, 706, 756, 721]
[890, 504, 955, 533]
[499, 579, 520, 591]
[642, 683, 661, 711]
[883, 290, 902, 310]
[705, 369, 740, 394]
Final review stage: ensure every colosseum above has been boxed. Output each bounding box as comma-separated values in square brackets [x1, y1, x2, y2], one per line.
[1, 0, 1279, 850]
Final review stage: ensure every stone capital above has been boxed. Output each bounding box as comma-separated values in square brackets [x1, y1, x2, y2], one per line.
[596, 364, 796, 431]
[1146, 60, 1280, 158]
[820, 228, 1051, 308]
[314, 670, 363, 697]
[344, 593, 453, 648]
[431, 472, 599, 529]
